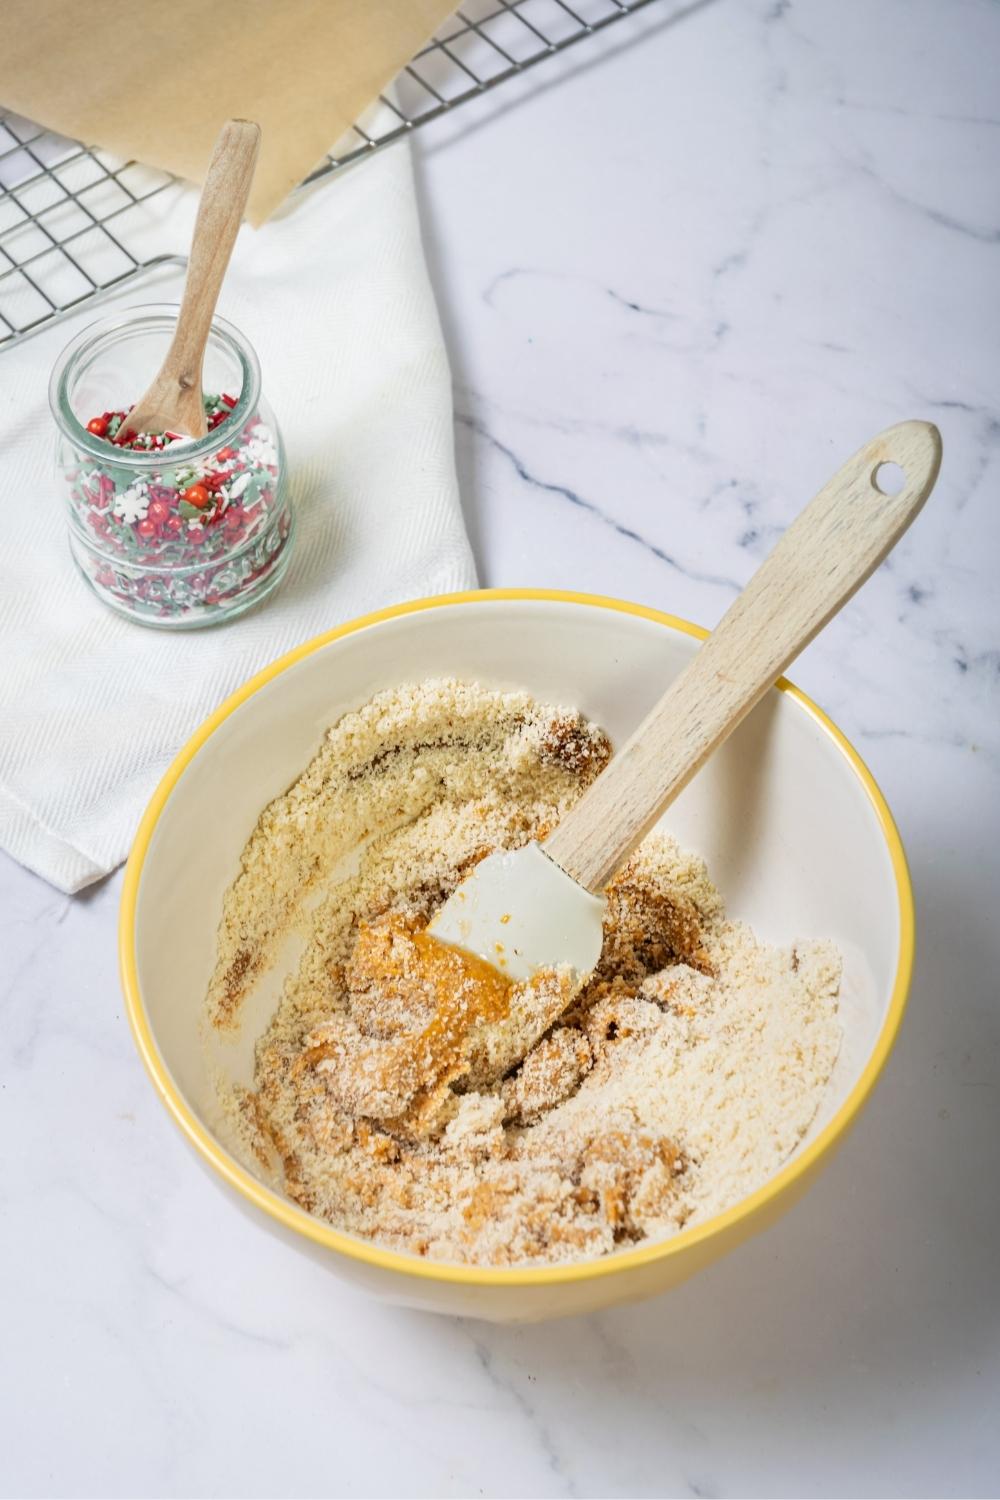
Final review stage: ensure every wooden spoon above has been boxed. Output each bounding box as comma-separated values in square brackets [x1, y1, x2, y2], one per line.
[430, 420, 942, 981]
[117, 119, 261, 444]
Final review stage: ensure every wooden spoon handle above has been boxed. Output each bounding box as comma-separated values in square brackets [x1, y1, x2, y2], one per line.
[161, 120, 261, 397]
[544, 420, 942, 893]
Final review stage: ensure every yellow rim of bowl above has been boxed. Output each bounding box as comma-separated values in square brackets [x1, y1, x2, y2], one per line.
[120, 589, 915, 1287]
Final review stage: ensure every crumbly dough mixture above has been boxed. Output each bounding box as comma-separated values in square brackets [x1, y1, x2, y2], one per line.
[209, 679, 841, 1267]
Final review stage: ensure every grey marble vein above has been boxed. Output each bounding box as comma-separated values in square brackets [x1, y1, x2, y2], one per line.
[456, 411, 741, 592]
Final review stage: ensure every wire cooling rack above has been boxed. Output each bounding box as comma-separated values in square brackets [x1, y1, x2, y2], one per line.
[0, 0, 660, 352]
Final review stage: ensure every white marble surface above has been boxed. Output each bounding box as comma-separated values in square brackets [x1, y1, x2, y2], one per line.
[2, 1, 999, 1495]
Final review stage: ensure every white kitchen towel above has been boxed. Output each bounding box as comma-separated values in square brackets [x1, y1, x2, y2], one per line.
[0, 133, 477, 893]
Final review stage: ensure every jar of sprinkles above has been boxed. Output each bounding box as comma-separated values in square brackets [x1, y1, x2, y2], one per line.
[49, 304, 294, 629]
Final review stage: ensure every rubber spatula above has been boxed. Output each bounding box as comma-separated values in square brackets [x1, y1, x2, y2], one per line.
[117, 119, 260, 444]
[430, 421, 942, 981]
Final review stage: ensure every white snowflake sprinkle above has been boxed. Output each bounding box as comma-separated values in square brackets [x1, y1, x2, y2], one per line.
[112, 482, 149, 524]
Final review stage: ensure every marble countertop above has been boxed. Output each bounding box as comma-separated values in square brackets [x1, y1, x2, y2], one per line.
[2, 1, 998, 1495]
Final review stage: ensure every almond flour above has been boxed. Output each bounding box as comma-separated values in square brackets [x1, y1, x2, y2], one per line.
[209, 679, 841, 1267]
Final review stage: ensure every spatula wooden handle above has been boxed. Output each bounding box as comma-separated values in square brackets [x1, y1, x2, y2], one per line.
[544, 420, 942, 893]
[161, 119, 260, 398]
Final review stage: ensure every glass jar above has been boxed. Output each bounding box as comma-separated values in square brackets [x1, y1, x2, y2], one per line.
[49, 304, 295, 629]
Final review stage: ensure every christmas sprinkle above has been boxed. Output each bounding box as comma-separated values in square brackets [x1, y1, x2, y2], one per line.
[67, 392, 292, 625]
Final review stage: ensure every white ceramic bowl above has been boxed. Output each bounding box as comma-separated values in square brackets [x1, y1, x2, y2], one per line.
[121, 591, 913, 1321]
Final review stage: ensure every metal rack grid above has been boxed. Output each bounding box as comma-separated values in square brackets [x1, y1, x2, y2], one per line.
[0, 0, 660, 352]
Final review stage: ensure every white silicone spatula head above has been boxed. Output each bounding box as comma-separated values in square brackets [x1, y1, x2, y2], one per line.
[430, 842, 606, 982]
[430, 421, 942, 981]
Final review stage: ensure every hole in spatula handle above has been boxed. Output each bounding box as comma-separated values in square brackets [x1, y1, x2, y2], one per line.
[872, 460, 906, 496]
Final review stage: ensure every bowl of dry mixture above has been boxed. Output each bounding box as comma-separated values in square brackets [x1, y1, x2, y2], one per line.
[120, 590, 913, 1321]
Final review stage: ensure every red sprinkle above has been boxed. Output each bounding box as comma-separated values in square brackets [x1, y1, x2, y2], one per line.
[73, 391, 286, 623]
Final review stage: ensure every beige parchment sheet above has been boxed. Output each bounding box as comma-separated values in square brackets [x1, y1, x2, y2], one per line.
[0, 0, 460, 223]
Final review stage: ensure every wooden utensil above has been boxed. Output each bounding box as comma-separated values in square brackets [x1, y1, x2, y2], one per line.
[430, 420, 942, 980]
[118, 119, 260, 443]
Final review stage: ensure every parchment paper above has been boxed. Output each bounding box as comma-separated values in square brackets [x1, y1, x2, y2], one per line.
[0, 0, 459, 223]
